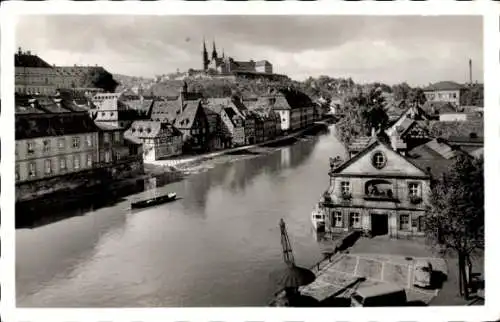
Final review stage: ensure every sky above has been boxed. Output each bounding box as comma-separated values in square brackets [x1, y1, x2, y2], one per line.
[15, 15, 483, 86]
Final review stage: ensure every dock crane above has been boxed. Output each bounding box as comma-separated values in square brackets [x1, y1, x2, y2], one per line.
[278, 218, 315, 305]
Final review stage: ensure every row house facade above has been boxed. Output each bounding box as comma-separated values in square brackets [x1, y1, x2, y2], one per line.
[95, 123, 133, 164]
[150, 85, 210, 153]
[15, 100, 100, 185]
[125, 121, 183, 161]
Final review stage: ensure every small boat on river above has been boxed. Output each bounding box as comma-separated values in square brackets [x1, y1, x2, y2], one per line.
[131, 192, 177, 209]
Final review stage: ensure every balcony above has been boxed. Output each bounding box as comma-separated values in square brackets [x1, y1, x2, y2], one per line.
[363, 179, 399, 203]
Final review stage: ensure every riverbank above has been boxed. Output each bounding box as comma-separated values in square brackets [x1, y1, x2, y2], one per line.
[145, 122, 329, 176]
[16, 122, 330, 229]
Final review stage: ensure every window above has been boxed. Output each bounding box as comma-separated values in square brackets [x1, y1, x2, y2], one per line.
[44, 159, 52, 174]
[104, 151, 111, 163]
[350, 212, 361, 228]
[114, 131, 120, 143]
[334, 211, 343, 228]
[372, 151, 386, 169]
[116, 152, 121, 160]
[72, 137, 80, 149]
[86, 135, 92, 147]
[58, 138, 65, 149]
[27, 141, 35, 154]
[60, 158, 66, 171]
[29, 162, 36, 178]
[399, 214, 410, 231]
[408, 183, 420, 197]
[104, 133, 110, 143]
[74, 155, 80, 170]
[87, 154, 92, 167]
[340, 181, 350, 194]
[15, 143, 18, 157]
[15, 165, 20, 181]
[43, 139, 50, 153]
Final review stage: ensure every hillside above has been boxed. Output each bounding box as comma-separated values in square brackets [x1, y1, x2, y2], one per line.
[114, 74, 155, 93]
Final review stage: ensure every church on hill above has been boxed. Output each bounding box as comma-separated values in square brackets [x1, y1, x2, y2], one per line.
[202, 40, 273, 75]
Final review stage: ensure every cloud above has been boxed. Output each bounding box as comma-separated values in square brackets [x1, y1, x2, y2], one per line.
[15, 15, 483, 86]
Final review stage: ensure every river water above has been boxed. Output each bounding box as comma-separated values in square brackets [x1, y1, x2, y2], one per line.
[16, 125, 347, 307]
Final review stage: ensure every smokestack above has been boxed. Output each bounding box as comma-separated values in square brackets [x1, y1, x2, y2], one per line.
[469, 59, 472, 85]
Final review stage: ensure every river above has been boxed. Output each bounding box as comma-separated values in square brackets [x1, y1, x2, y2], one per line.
[16, 125, 347, 307]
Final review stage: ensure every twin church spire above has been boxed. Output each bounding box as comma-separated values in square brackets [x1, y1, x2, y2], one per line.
[203, 38, 224, 71]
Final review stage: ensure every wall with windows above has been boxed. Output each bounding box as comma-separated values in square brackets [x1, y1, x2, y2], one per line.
[424, 89, 461, 106]
[15, 132, 98, 183]
[15, 66, 58, 95]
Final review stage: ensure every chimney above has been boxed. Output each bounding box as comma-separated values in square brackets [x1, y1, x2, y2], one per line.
[18, 47, 22, 55]
[27, 50, 31, 55]
[469, 59, 472, 85]
[390, 130, 407, 155]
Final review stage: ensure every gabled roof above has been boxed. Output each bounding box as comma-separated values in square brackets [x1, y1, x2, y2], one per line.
[255, 60, 271, 66]
[407, 138, 469, 177]
[423, 81, 464, 91]
[332, 139, 429, 177]
[174, 99, 203, 129]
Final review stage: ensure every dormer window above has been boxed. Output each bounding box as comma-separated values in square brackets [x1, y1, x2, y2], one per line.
[372, 151, 386, 169]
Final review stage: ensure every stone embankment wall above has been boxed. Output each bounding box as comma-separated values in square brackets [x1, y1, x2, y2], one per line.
[16, 156, 144, 203]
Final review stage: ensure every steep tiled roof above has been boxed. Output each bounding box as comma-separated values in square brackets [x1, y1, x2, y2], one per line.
[407, 138, 468, 177]
[348, 136, 376, 152]
[175, 100, 202, 129]
[15, 53, 52, 68]
[255, 60, 271, 66]
[150, 100, 181, 123]
[125, 120, 181, 139]
[423, 81, 464, 91]
[16, 113, 99, 140]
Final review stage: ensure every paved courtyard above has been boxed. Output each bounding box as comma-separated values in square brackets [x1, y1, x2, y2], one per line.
[299, 237, 448, 305]
[300, 252, 447, 305]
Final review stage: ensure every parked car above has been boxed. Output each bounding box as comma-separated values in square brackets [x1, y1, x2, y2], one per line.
[414, 260, 433, 288]
[351, 283, 407, 307]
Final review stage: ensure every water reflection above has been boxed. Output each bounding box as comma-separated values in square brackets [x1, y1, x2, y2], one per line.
[17, 125, 348, 307]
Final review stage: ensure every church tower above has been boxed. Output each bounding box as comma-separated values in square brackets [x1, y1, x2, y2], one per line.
[212, 40, 218, 61]
[202, 39, 209, 71]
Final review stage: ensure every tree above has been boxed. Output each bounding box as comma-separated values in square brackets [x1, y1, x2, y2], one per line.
[424, 154, 484, 299]
[83, 68, 119, 92]
[392, 82, 412, 101]
[460, 84, 484, 107]
[336, 86, 388, 145]
[407, 87, 427, 106]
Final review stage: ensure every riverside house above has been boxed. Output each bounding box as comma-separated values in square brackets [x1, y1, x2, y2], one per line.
[323, 139, 432, 238]
[125, 121, 183, 161]
[150, 84, 209, 153]
[268, 89, 316, 133]
[95, 123, 133, 164]
[322, 131, 472, 238]
[15, 95, 100, 200]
